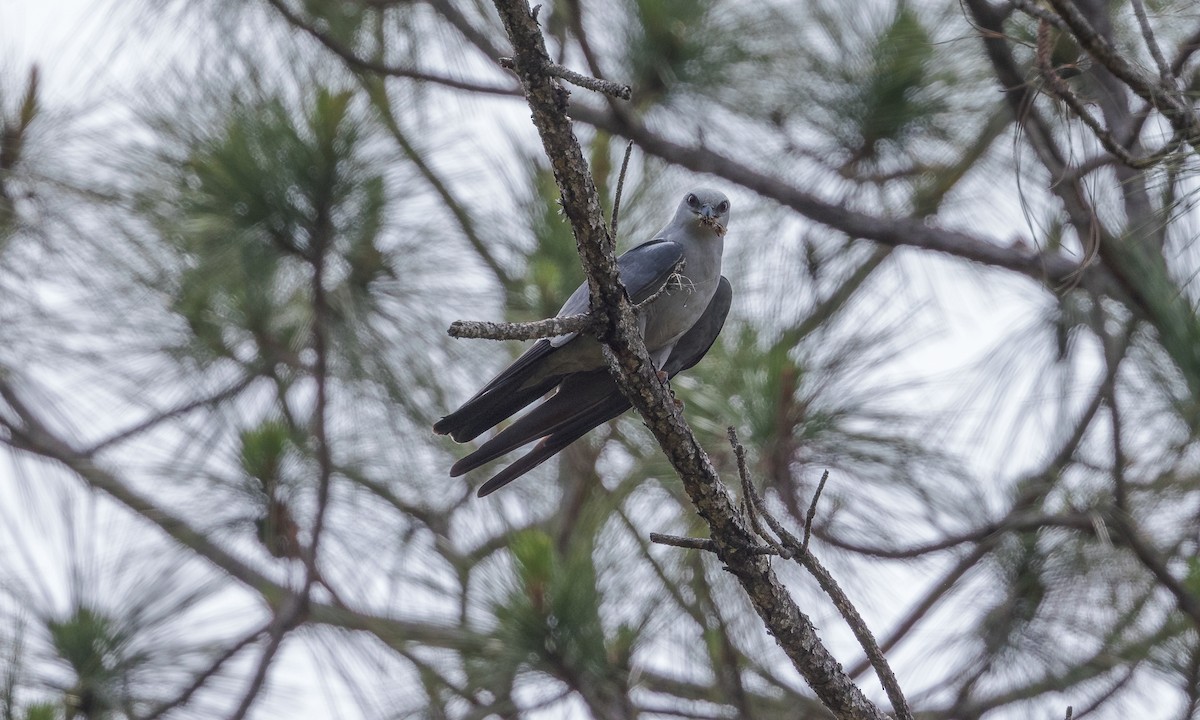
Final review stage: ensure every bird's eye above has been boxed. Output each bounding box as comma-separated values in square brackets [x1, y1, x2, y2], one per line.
[717, 200, 729, 214]
[686, 193, 699, 207]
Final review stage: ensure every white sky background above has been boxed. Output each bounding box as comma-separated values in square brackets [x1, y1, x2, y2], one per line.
[0, 0, 1165, 718]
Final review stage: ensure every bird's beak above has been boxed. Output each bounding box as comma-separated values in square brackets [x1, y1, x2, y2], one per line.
[700, 204, 717, 220]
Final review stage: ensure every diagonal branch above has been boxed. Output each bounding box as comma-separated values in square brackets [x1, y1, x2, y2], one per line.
[729, 428, 911, 720]
[488, 1, 888, 717]
[264, 0, 519, 96]
[0, 378, 487, 654]
[566, 103, 1084, 286]
[81, 374, 257, 457]
[363, 77, 514, 289]
[1043, 0, 1200, 151]
[140, 621, 270, 720]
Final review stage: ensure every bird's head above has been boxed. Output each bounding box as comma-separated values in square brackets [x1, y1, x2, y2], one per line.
[677, 187, 731, 237]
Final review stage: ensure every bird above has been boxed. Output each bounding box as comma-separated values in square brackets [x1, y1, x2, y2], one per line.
[435, 187, 733, 496]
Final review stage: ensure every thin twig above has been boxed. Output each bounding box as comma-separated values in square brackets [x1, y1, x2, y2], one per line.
[228, 595, 306, 720]
[1170, 22, 1200, 78]
[81, 374, 256, 457]
[728, 426, 791, 557]
[141, 621, 271, 720]
[362, 78, 512, 288]
[1044, 0, 1200, 150]
[725, 427, 913, 720]
[649, 532, 781, 556]
[1010, 0, 1070, 31]
[265, 0, 519, 96]
[498, 57, 631, 100]
[1094, 300, 1129, 512]
[610, 139, 635, 239]
[1129, 0, 1173, 83]
[448, 312, 594, 341]
[547, 62, 632, 100]
[730, 427, 800, 555]
[803, 470, 830, 553]
[1035, 20, 1151, 170]
[633, 257, 686, 311]
[818, 511, 1096, 560]
[304, 181, 336, 598]
[648, 533, 710, 550]
[1055, 128, 1193, 185]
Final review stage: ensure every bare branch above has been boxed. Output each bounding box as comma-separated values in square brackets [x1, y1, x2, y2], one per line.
[802, 470, 829, 553]
[228, 594, 306, 720]
[1129, 0, 1173, 83]
[728, 426, 791, 558]
[501, 56, 632, 99]
[545, 61, 631, 100]
[1116, 522, 1200, 627]
[1043, 0, 1200, 149]
[567, 102, 1085, 286]
[610, 139, 635, 239]
[726, 428, 912, 720]
[141, 621, 270, 720]
[649, 532, 775, 554]
[362, 78, 513, 289]
[81, 374, 256, 457]
[301, 168, 337, 600]
[265, 0, 519, 96]
[490, 0, 890, 716]
[1036, 20, 1150, 169]
[448, 312, 593, 340]
[1010, 0, 1070, 31]
[1170, 22, 1200, 77]
[0, 379, 487, 655]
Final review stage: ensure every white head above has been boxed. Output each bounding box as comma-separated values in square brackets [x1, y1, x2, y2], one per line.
[673, 187, 731, 237]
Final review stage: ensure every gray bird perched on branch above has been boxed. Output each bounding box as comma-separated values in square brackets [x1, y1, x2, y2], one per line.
[435, 188, 733, 496]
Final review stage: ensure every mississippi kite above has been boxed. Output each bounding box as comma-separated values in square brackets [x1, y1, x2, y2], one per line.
[435, 188, 733, 495]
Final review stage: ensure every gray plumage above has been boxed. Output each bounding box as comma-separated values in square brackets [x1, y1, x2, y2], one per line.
[434, 188, 733, 495]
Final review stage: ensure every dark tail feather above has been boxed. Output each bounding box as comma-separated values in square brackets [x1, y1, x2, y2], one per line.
[434, 339, 562, 442]
[450, 370, 614, 476]
[476, 438, 561, 496]
[473, 276, 734, 496]
[476, 393, 632, 496]
[434, 375, 560, 443]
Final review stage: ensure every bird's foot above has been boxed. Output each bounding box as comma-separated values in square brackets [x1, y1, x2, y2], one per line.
[656, 369, 669, 383]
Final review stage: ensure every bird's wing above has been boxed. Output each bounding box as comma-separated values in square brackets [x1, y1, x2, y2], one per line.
[661, 276, 732, 375]
[434, 240, 684, 441]
[549, 239, 683, 347]
[451, 368, 619, 478]
[472, 276, 733, 497]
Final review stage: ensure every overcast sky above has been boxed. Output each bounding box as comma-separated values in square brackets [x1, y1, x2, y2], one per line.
[0, 2, 1118, 717]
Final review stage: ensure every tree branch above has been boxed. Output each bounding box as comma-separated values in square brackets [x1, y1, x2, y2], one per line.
[448, 312, 593, 340]
[488, 0, 889, 716]
[567, 103, 1084, 286]
[0, 378, 488, 654]
[80, 374, 257, 457]
[1043, 0, 1200, 150]
[265, 0, 520, 96]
